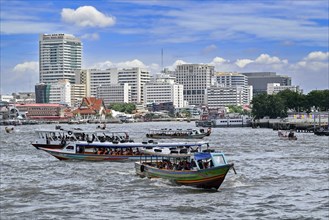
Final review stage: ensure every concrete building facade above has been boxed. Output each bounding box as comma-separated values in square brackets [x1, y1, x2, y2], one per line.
[175, 64, 214, 106]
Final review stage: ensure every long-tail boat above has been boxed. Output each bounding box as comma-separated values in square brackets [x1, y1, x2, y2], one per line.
[135, 148, 235, 190]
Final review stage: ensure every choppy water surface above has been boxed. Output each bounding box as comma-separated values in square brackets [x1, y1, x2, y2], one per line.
[1, 122, 328, 219]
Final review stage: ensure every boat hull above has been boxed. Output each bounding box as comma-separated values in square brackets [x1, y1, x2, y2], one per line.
[39, 148, 143, 161]
[135, 162, 233, 190]
[147, 134, 207, 139]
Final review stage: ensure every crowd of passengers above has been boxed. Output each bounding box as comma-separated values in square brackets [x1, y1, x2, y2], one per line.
[154, 159, 214, 170]
[95, 147, 141, 155]
[45, 133, 129, 143]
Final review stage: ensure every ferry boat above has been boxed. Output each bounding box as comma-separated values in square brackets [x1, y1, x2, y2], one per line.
[135, 148, 235, 190]
[146, 128, 211, 139]
[196, 117, 251, 128]
[35, 141, 208, 162]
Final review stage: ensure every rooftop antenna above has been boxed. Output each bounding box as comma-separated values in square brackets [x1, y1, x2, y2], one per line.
[161, 48, 164, 72]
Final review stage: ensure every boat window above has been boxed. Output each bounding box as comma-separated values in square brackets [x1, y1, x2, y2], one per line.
[66, 146, 74, 150]
[212, 155, 225, 165]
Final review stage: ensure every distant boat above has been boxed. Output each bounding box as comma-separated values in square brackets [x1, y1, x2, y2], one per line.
[278, 130, 297, 140]
[135, 149, 235, 190]
[146, 128, 211, 139]
[196, 117, 251, 128]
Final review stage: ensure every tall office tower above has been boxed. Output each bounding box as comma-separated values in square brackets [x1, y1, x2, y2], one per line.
[39, 34, 82, 84]
[215, 72, 250, 104]
[117, 68, 150, 103]
[175, 64, 214, 106]
[240, 72, 291, 96]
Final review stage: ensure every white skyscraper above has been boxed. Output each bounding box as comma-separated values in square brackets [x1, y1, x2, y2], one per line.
[39, 34, 82, 84]
[175, 64, 214, 106]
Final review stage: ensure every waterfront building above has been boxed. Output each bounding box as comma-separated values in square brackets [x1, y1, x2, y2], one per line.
[240, 72, 291, 96]
[15, 103, 66, 120]
[97, 83, 131, 105]
[39, 33, 82, 84]
[267, 83, 301, 95]
[144, 74, 184, 108]
[175, 64, 214, 106]
[215, 72, 251, 104]
[72, 97, 110, 120]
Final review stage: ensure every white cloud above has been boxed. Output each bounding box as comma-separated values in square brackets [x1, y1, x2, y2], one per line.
[235, 59, 254, 68]
[255, 54, 287, 64]
[61, 6, 115, 28]
[91, 59, 148, 70]
[304, 51, 329, 61]
[13, 61, 38, 73]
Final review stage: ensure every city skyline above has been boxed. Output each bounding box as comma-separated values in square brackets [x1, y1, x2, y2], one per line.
[1, 0, 328, 94]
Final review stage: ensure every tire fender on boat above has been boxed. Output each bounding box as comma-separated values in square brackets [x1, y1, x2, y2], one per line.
[140, 165, 145, 172]
[68, 131, 73, 135]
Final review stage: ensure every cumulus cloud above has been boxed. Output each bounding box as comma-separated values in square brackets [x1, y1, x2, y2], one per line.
[255, 54, 288, 64]
[235, 59, 254, 68]
[304, 51, 329, 61]
[92, 59, 148, 70]
[13, 61, 38, 73]
[61, 6, 115, 28]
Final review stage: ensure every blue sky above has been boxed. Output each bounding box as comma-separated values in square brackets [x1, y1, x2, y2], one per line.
[1, 0, 328, 94]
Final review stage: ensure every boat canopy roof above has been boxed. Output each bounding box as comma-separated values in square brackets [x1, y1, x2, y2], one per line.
[194, 152, 212, 161]
[75, 141, 208, 149]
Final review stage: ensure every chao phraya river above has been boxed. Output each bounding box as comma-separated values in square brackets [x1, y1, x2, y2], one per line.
[1, 122, 328, 219]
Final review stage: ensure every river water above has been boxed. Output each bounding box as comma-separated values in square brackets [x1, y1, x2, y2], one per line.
[1, 122, 328, 219]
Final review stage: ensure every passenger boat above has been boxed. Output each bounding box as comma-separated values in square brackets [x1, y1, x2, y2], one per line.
[31, 129, 134, 149]
[146, 128, 211, 139]
[135, 148, 235, 190]
[278, 130, 297, 140]
[36, 141, 208, 162]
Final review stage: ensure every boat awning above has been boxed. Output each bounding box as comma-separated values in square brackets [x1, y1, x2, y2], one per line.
[194, 152, 211, 161]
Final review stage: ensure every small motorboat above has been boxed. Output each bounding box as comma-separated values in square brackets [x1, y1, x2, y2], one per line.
[278, 130, 297, 140]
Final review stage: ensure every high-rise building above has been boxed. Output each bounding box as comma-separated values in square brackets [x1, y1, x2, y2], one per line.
[35, 83, 51, 103]
[144, 74, 184, 108]
[240, 72, 291, 96]
[215, 72, 251, 104]
[97, 83, 131, 105]
[175, 64, 214, 106]
[39, 34, 82, 84]
[117, 68, 150, 103]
